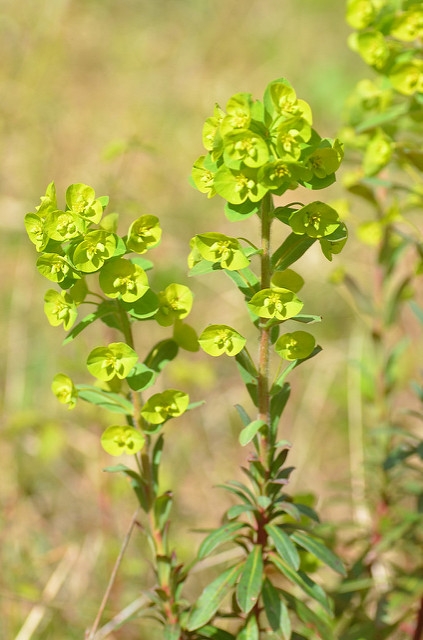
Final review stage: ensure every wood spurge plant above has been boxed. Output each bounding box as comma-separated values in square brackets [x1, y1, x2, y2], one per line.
[24, 2, 423, 638]
[25, 76, 347, 639]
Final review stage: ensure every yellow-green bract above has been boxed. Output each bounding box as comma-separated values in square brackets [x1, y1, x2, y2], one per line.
[198, 325, 246, 357]
[101, 426, 145, 456]
[86, 342, 138, 381]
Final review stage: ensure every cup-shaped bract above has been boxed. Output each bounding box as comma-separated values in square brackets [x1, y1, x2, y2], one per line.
[72, 230, 117, 273]
[101, 425, 145, 456]
[36, 253, 76, 283]
[44, 210, 86, 242]
[87, 342, 138, 381]
[126, 215, 162, 254]
[191, 156, 216, 198]
[213, 166, 267, 204]
[155, 284, 193, 327]
[25, 213, 48, 252]
[390, 8, 423, 42]
[389, 60, 423, 96]
[198, 325, 246, 357]
[51, 373, 78, 409]
[141, 389, 190, 425]
[346, 0, 376, 30]
[275, 331, 316, 361]
[65, 183, 103, 224]
[194, 233, 250, 271]
[248, 288, 303, 321]
[99, 258, 149, 302]
[223, 130, 269, 169]
[289, 202, 341, 238]
[44, 289, 78, 330]
[319, 223, 348, 261]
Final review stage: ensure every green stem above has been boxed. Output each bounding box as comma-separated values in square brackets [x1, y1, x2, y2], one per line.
[117, 300, 142, 427]
[257, 192, 273, 469]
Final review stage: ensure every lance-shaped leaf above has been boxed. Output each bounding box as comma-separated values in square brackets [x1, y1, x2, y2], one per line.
[236, 614, 259, 640]
[126, 214, 162, 253]
[199, 324, 246, 357]
[236, 545, 264, 613]
[268, 552, 332, 614]
[86, 342, 138, 381]
[144, 339, 179, 372]
[76, 385, 134, 414]
[248, 288, 303, 321]
[239, 419, 267, 446]
[101, 425, 145, 456]
[272, 233, 316, 271]
[265, 524, 300, 571]
[44, 289, 77, 330]
[126, 363, 156, 392]
[155, 283, 193, 327]
[72, 230, 117, 273]
[196, 625, 235, 640]
[282, 590, 335, 640]
[289, 202, 340, 238]
[194, 232, 250, 271]
[99, 257, 149, 302]
[262, 578, 291, 637]
[187, 563, 243, 631]
[65, 183, 103, 224]
[290, 531, 346, 576]
[51, 373, 78, 409]
[198, 522, 246, 560]
[141, 389, 189, 424]
[164, 623, 181, 640]
[275, 331, 316, 361]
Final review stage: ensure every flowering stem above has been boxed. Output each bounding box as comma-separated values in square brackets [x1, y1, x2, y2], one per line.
[257, 192, 273, 469]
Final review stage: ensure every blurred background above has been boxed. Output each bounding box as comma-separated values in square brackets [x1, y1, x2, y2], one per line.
[0, 0, 379, 637]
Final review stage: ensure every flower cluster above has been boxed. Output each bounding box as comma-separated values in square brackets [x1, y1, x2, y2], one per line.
[191, 78, 343, 218]
[347, 0, 423, 95]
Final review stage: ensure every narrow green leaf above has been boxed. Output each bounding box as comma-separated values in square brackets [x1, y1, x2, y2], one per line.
[235, 351, 258, 406]
[187, 564, 243, 631]
[63, 304, 118, 345]
[239, 419, 267, 446]
[152, 434, 164, 492]
[270, 383, 290, 438]
[292, 314, 322, 324]
[290, 531, 346, 576]
[164, 623, 181, 640]
[262, 578, 290, 635]
[76, 385, 134, 415]
[126, 362, 156, 391]
[235, 404, 252, 427]
[197, 625, 235, 640]
[265, 525, 300, 571]
[282, 590, 335, 640]
[144, 339, 179, 372]
[269, 553, 332, 615]
[198, 523, 246, 560]
[236, 614, 259, 640]
[272, 233, 315, 271]
[227, 504, 256, 520]
[236, 545, 264, 613]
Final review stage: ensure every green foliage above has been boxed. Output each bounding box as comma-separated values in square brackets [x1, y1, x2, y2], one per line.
[25, 6, 423, 634]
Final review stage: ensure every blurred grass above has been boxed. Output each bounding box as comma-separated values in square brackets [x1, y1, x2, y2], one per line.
[0, 0, 404, 637]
